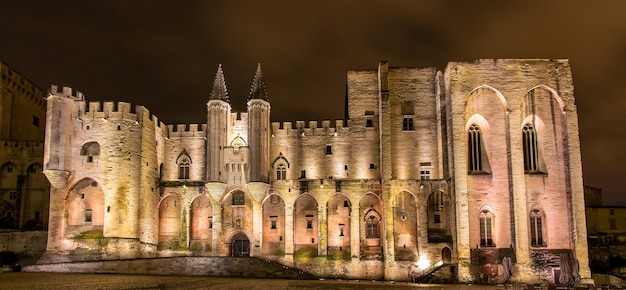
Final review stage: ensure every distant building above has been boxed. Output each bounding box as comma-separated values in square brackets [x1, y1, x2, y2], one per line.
[41, 59, 591, 285]
[0, 62, 49, 231]
[585, 186, 626, 275]
[585, 185, 603, 207]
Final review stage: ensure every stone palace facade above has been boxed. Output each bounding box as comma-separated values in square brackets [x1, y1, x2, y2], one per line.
[41, 59, 591, 284]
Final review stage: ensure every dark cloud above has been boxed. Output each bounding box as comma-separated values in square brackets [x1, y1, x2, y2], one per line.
[1, 0, 625, 205]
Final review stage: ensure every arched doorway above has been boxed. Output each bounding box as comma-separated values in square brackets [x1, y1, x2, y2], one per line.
[231, 232, 250, 257]
[442, 247, 452, 263]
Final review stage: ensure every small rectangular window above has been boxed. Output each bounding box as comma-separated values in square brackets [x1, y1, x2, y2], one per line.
[232, 192, 245, 206]
[420, 170, 430, 180]
[9, 192, 17, 200]
[434, 213, 441, 224]
[32, 116, 40, 127]
[270, 215, 278, 230]
[402, 116, 414, 131]
[369, 163, 375, 170]
[366, 118, 373, 128]
[87, 156, 93, 163]
[84, 210, 93, 223]
[306, 215, 314, 229]
[325, 145, 332, 155]
[300, 170, 306, 179]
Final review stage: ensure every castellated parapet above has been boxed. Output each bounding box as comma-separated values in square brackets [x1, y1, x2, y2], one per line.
[39, 61, 592, 286]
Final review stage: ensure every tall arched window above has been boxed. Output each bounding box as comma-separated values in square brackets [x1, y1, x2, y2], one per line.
[178, 158, 190, 179]
[523, 123, 539, 172]
[468, 124, 484, 173]
[479, 209, 494, 247]
[530, 208, 545, 247]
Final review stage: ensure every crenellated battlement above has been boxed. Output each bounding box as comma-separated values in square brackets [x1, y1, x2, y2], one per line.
[167, 124, 207, 138]
[271, 119, 347, 136]
[0, 139, 44, 151]
[48, 85, 85, 101]
[151, 115, 166, 130]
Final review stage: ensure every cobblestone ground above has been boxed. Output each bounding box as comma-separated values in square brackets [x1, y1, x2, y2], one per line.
[0, 273, 506, 290]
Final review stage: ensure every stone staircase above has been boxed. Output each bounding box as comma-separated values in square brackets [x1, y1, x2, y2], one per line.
[410, 260, 450, 283]
[23, 256, 318, 280]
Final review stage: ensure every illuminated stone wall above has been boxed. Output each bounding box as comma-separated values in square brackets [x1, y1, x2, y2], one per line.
[40, 60, 591, 285]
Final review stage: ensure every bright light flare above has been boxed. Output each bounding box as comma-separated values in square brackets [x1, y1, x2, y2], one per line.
[417, 255, 430, 270]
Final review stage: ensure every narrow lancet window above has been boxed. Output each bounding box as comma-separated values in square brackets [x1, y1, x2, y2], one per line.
[479, 209, 494, 247]
[468, 124, 483, 172]
[523, 123, 539, 172]
[530, 208, 545, 246]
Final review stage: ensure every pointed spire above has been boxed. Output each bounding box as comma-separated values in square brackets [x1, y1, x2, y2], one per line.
[248, 63, 268, 101]
[209, 64, 229, 102]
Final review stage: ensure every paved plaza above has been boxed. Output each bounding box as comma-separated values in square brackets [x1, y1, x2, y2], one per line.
[0, 273, 506, 290]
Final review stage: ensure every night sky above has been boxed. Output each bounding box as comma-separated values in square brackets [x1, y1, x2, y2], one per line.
[1, 1, 625, 205]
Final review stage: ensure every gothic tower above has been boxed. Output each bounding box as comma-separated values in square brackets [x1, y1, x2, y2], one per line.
[247, 64, 270, 182]
[206, 65, 231, 182]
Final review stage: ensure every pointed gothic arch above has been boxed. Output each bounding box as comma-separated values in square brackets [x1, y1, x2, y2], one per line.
[525, 85, 565, 113]
[394, 190, 418, 260]
[176, 150, 192, 164]
[228, 231, 250, 257]
[326, 193, 351, 254]
[465, 85, 508, 110]
[529, 205, 547, 247]
[159, 194, 182, 249]
[65, 178, 104, 236]
[360, 193, 383, 254]
[466, 114, 492, 174]
[478, 205, 496, 247]
[262, 194, 285, 255]
[23, 163, 48, 230]
[177, 150, 192, 180]
[427, 190, 453, 243]
[190, 195, 212, 252]
[294, 193, 318, 255]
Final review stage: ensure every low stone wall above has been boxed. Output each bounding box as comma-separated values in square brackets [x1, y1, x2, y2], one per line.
[0, 231, 47, 256]
[23, 257, 317, 279]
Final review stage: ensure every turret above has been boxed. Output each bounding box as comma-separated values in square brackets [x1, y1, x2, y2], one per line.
[43, 85, 84, 186]
[206, 65, 231, 182]
[247, 64, 271, 182]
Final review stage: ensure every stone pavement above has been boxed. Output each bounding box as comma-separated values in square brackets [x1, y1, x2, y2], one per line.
[0, 273, 505, 290]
